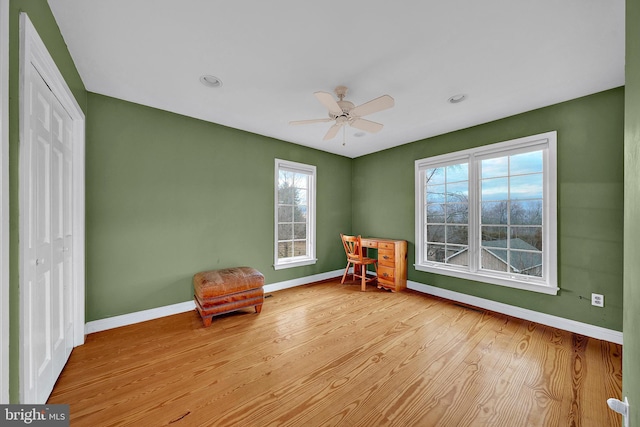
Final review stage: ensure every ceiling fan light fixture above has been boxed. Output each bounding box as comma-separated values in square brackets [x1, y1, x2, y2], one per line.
[200, 75, 223, 88]
[290, 86, 394, 141]
[448, 94, 467, 104]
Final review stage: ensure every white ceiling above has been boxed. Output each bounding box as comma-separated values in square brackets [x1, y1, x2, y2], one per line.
[48, 0, 625, 158]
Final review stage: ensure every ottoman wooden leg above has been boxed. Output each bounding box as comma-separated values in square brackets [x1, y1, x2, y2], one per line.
[255, 304, 263, 314]
[202, 316, 213, 327]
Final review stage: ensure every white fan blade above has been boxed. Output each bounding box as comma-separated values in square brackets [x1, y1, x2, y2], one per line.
[350, 95, 394, 117]
[350, 118, 384, 133]
[289, 118, 333, 125]
[323, 123, 343, 140]
[314, 91, 343, 116]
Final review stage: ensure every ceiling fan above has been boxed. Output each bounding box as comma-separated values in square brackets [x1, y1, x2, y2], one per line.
[289, 86, 394, 141]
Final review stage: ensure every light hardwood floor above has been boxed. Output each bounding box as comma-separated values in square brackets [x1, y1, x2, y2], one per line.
[48, 279, 623, 426]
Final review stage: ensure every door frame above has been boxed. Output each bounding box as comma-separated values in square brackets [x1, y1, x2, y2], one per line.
[19, 12, 85, 402]
[1, 0, 10, 405]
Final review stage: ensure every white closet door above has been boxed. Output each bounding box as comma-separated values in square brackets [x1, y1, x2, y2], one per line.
[23, 63, 73, 403]
[50, 79, 74, 374]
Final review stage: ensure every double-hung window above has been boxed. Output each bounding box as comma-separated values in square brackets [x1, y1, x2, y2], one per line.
[274, 159, 316, 270]
[415, 131, 558, 294]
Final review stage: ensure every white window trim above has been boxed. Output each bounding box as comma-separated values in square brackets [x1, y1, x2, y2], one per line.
[274, 159, 317, 270]
[1, 0, 10, 405]
[415, 131, 558, 295]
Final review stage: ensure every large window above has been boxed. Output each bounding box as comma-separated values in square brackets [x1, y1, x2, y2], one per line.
[274, 159, 316, 270]
[415, 131, 557, 294]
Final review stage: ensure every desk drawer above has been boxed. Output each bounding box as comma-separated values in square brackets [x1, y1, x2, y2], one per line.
[378, 241, 395, 250]
[378, 248, 395, 267]
[378, 265, 395, 282]
[361, 239, 378, 249]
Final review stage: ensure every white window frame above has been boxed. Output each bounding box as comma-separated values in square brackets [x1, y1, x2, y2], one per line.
[415, 131, 558, 295]
[274, 159, 316, 270]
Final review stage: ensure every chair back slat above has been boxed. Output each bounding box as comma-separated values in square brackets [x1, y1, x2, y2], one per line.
[341, 234, 363, 262]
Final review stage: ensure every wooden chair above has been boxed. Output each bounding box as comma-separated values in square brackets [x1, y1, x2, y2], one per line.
[340, 234, 378, 291]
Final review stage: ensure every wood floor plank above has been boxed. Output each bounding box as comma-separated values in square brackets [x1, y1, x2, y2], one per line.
[48, 280, 622, 426]
[260, 296, 461, 426]
[397, 313, 524, 426]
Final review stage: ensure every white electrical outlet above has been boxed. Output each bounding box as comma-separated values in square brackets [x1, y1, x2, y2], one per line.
[592, 293, 604, 307]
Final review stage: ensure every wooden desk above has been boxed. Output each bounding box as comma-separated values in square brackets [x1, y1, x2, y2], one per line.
[361, 238, 408, 292]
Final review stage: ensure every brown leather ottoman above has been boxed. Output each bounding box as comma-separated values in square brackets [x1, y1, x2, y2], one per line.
[193, 267, 264, 327]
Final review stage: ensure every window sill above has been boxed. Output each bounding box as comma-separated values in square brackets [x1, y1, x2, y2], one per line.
[273, 258, 317, 270]
[414, 263, 559, 295]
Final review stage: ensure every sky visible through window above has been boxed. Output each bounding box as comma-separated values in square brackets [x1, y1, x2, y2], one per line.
[481, 151, 543, 200]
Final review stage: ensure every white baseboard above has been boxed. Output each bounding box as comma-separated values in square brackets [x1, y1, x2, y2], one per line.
[407, 280, 623, 345]
[84, 300, 196, 334]
[84, 269, 345, 335]
[85, 272, 622, 345]
[263, 269, 344, 293]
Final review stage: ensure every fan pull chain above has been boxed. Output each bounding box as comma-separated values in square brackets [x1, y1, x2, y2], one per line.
[342, 126, 346, 146]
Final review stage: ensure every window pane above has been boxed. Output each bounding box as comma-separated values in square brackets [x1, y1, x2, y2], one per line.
[293, 173, 308, 189]
[278, 205, 293, 222]
[278, 241, 292, 258]
[481, 177, 508, 201]
[427, 244, 446, 262]
[427, 204, 445, 223]
[446, 163, 468, 182]
[482, 248, 508, 272]
[293, 223, 306, 239]
[426, 167, 445, 185]
[482, 226, 507, 244]
[447, 225, 468, 245]
[279, 170, 293, 186]
[481, 201, 508, 225]
[278, 224, 292, 240]
[446, 181, 468, 202]
[446, 246, 468, 266]
[481, 157, 508, 179]
[510, 151, 543, 175]
[447, 203, 468, 224]
[296, 188, 308, 205]
[278, 186, 294, 205]
[427, 184, 446, 203]
[511, 251, 542, 276]
[510, 174, 543, 200]
[511, 227, 542, 251]
[293, 205, 307, 222]
[511, 200, 542, 225]
[293, 240, 307, 257]
[427, 224, 446, 243]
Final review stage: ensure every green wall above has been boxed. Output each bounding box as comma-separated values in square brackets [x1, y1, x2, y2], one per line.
[353, 88, 625, 331]
[8, 0, 87, 403]
[624, 0, 640, 422]
[7, 0, 635, 410]
[85, 93, 352, 321]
